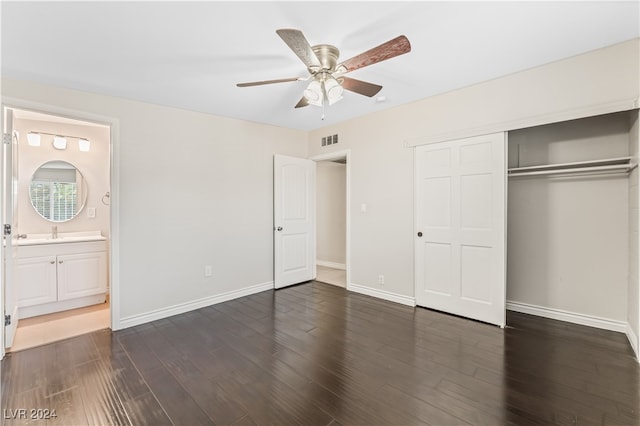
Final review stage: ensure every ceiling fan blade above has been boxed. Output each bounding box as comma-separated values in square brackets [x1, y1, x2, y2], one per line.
[276, 29, 322, 70]
[338, 35, 411, 73]
[236, 77, 301, 87]
[294, 97, 309, 108]
[340, 77, 383, 97]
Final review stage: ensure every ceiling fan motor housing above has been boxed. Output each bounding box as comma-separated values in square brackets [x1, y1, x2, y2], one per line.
[311, 44, 340, 73]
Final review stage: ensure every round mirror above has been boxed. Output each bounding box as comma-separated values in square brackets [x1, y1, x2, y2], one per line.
[29, 161, 88, 222]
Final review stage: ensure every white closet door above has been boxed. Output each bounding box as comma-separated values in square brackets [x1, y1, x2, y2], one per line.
[415, 132, 506, 327]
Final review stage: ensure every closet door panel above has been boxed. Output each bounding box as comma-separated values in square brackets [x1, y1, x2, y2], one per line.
[421, 177, 451, 228]
[460, 244, 492, 303]
[423, 242, 453, 296]
[420, 176, 453, 243]
[415, 132, 506, 327]
[460, 173, 493, 229]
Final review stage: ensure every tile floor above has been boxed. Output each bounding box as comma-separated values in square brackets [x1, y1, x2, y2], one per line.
[316, 265, 346, 287]
[9, 302, 110, 352]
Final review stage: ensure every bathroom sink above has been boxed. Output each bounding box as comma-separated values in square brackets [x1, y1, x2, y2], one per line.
[16, 231, 106, 246]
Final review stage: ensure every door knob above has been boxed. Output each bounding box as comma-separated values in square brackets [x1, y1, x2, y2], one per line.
[276, 226, 283, 231]
[417, 232, 423, 237]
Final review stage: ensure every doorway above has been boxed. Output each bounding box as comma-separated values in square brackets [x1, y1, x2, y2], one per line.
[312, 150, 350, 288]
[3, 107, 112, 352]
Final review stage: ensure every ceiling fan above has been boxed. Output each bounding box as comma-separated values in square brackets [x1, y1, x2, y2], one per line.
[237, 29, 411, 109]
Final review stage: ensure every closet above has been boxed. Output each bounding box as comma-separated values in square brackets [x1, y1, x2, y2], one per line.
[415, 109, 640, 355]
[507, 111, 637, 332]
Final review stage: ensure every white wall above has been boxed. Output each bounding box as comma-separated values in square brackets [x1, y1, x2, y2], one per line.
[2, 38, 638, 330]
[629, 110, 640, 354]
[307, 38, 639, 301]
[14, 118, 110, 237]
[2, 78, 308, 325]
[507, 113, 630, 322]
[316, 161, 346, 266]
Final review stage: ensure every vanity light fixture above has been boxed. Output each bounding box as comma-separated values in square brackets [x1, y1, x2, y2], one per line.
[27, 131, 90, 151]
[52, 136, 67, 150]
[27, 132, 41, 146]
[78, 139, 90, 152]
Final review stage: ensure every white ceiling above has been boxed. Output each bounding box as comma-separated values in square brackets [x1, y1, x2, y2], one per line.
[2, 1, 638, 131]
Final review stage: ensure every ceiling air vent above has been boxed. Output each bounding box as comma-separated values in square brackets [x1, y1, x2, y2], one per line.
[321, 134, 338, 147]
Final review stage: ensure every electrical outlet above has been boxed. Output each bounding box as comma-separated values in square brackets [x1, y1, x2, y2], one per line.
[204, 265, 212, 277]
[378, 275, 385, 285]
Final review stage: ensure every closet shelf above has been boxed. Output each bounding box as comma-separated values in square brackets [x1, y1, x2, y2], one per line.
[508, 156, 637, 177]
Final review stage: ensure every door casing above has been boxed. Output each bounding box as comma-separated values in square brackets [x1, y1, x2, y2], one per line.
[309, 150, 351, 290]
[0, 98, 120, 360]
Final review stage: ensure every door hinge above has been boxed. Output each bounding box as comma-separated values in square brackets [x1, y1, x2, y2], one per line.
[4, 314, 10, 326]
[3, 133, 11, 145]
[3, 224, 11, 236]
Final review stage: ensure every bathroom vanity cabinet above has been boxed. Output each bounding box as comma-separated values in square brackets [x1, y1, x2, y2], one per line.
[15, 239, 108, 318]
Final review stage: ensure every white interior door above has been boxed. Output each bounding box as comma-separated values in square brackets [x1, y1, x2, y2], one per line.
[3, 107, 19, 348]
[274, 154, 316, 289]
[415, 132, 506, 326]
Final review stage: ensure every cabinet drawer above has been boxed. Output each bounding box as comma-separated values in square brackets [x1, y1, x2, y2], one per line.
[16, 240, 108, 258]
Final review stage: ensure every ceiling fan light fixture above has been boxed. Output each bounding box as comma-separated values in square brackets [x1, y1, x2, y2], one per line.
[324, 77, 344, 106]
[303, 80, 323, 106]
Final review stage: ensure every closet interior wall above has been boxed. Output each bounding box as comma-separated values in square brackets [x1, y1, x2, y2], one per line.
[507, 111, 635, 330]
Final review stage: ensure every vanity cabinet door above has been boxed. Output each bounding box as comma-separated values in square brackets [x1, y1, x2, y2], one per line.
[16, 256, 58, 307]
[57, 251, 107, 301]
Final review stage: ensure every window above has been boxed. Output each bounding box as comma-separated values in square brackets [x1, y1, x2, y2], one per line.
[29, 181, 78, 221]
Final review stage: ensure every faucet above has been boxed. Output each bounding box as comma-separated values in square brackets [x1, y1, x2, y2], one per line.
[52, 225, 58, 239]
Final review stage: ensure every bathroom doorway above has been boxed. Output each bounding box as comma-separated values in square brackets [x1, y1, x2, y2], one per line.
[312, 150, 350, 288]
[3, 107, 111, 352]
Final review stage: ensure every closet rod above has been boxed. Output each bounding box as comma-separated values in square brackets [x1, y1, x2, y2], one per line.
[508, 164, 634, 177]
[508, 156, 631, 173]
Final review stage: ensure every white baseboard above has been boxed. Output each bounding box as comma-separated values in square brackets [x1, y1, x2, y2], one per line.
[316, 260, 346, 270]
[19, 294, 106, 319]
[627, 323, 640, 363]
[506, 301, 627, 333]
[348, 282, 416, 307]
[119, 281, 273, 329]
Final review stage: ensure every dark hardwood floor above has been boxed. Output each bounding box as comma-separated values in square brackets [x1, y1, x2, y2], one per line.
[2, 281, 639, 425]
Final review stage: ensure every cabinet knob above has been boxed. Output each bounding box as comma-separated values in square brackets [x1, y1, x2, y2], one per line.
[50, 260, 55, 264]
[58, 260, 63, 264]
